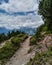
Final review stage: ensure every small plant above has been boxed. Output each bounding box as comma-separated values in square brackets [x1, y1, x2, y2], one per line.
[30, 37, 37, 46]
[28, 48, 32, 53]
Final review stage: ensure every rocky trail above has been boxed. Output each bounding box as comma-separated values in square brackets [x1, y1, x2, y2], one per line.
[39, 34, 52, 52]
[6, 36, 35, 65]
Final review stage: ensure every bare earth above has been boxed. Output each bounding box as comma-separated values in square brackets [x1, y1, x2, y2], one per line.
[6, 36, 35, 65]
[39, 34, 52, 52]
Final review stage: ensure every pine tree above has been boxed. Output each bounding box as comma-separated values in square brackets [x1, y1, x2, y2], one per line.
[39, 0, 52, 30]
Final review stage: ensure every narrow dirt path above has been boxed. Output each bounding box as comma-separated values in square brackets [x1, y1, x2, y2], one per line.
[6, 36, 35, 65]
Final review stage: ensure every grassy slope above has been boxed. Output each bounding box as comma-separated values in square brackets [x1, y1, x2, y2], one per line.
[0, 33, 28, 65]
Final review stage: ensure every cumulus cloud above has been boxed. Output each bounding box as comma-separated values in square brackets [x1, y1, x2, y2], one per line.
[0, 0, 38, 13]
[0, 13, 43, 29]
[0, 0, 43, 32]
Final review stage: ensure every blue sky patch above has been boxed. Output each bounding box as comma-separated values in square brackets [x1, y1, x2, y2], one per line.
[0, 0, 9, 4]
[0, 9, 35, 16]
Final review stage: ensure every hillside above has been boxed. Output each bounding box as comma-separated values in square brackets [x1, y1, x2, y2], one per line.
[0, 32, 28, 65]
[27, 34, 52, 65]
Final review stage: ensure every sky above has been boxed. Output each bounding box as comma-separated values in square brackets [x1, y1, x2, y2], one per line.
[0, 0, 43, 30]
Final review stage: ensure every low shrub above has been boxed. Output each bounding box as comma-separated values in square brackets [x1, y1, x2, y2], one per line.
[0, 41, 18, 60]
[30, 37, 37, 46]
[11, 37, 21, 47]
[28, 48, 32, 53]
[11, 34, 28, 47]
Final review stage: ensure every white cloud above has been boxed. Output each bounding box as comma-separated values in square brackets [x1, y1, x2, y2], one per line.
[0, 0, 38, 13]
[0, 0, 43, 32]
[0, 13, 43, 29]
